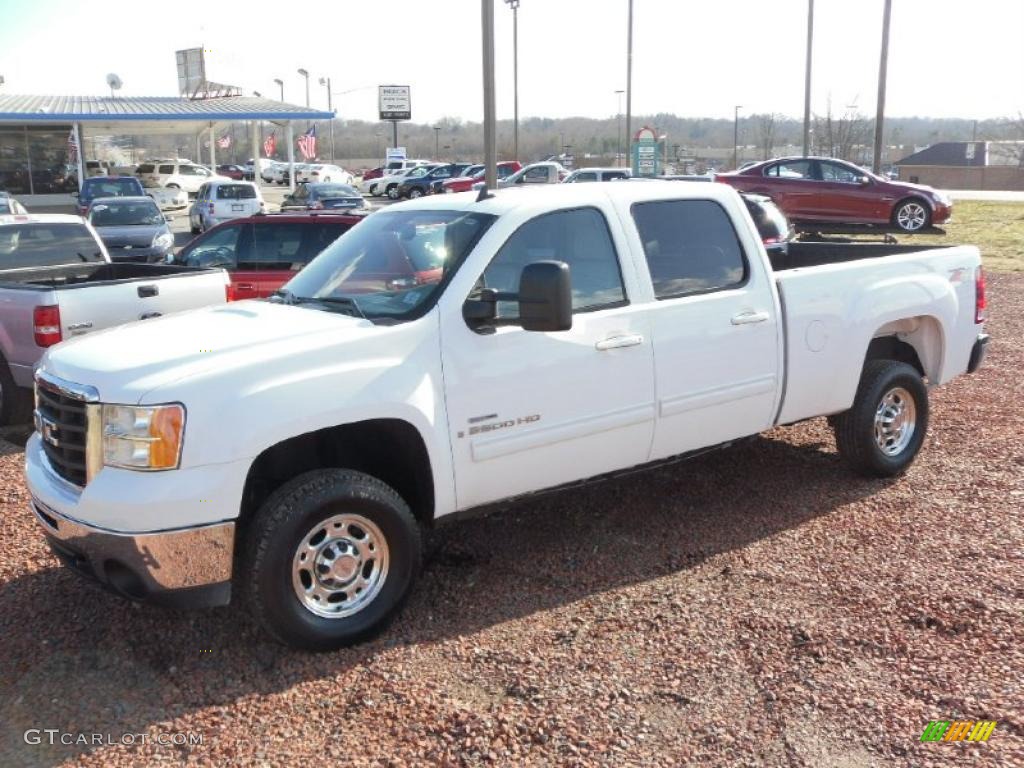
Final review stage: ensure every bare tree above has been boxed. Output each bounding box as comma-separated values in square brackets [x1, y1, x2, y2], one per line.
[752, 113, 780, 160]
[987, 112, 1024, 166]
[812, 100, 873, 162]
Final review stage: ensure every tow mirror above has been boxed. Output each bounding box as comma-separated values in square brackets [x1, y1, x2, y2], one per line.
[463, 260, 572, 332]
[518, 260, 572, 331]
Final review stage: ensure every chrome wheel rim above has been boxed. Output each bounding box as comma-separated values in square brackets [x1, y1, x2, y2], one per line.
[896, 202, 927, 231]
[409, 188, 422, 198]
[874, 386, 917, 456]
[291, 513, 389, 619]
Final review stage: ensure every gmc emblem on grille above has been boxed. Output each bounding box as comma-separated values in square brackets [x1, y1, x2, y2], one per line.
[40, 417, 60, 447]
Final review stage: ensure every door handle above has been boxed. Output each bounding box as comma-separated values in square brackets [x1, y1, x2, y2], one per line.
[731, 310, 770, 325]
[595, 333, 644, 351]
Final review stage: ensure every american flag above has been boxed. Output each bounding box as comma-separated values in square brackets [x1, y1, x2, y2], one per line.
[67, 128, 78, 163]
[297, 125, 317, 160]
[263, 131, 276, 158]
[216, 133, 232, 149]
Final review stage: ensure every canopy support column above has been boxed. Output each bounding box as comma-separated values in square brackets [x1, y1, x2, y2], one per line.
[286, 122, 295, 193]
[73, 123, 86, 193]
[209, 124, 216, 169]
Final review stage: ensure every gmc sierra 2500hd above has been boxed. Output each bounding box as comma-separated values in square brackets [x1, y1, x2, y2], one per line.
[26, 181, 988, 650]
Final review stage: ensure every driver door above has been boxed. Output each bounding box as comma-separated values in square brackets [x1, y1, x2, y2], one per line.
[439, 205, 656, 510]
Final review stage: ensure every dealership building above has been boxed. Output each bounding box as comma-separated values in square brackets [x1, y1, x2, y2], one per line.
[0, 94, 332, 205]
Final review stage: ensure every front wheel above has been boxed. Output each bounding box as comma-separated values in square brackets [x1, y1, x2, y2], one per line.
[892, 198, 930, 232]
[245, 469, 422, 651]
[832, 360, 929, 477]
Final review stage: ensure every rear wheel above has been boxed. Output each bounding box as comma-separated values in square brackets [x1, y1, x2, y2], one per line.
[245, 469, 422, 651]
[408, 187, 423, 199]
[832, 360, 929, 477]
[892, 198, 930, 232]
[387, 184, 399, 200]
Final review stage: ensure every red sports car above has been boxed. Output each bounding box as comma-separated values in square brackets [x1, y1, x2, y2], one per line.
[716, 157, 952, 233]
[441, 161, 522, 194]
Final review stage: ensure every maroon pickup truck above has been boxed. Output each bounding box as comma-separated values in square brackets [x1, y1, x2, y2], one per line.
[716, 157, 953, 233]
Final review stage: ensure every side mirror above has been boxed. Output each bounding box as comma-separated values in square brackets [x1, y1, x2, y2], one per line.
[463, 260, 573, 332]
[857, 175, 871, 185]
[518, 260, 572, 332]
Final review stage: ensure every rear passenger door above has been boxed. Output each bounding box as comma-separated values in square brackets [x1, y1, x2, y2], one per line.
[628, 198, 781, 460]
[762, 160, 819, 220]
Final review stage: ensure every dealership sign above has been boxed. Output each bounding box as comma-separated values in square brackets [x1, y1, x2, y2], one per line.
[379, 85, 412, 121]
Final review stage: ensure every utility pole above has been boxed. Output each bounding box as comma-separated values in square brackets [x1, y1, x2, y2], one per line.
[872, 0, 893, 174]
[802, 0, 814, 157]
[733, 105, 743, 170]
[505, 0, 520, 160]
[319, 77, 335, 163]
[434, 126, 441, 160]
[615, 89, 624, 167]
[482, 0, 497, 188]
[625, 0, 634, 165]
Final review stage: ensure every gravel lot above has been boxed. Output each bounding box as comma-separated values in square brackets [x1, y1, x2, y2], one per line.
[1, 274, 1021, 768]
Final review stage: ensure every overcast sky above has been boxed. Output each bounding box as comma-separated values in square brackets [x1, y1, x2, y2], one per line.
[2, 0, 1021, 123]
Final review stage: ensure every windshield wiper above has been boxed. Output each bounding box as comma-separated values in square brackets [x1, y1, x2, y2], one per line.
[297, 295, 366, 318]
[271, 289, 365, 318]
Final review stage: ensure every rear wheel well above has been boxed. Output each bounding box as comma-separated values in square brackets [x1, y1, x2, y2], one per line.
[865, 336, 925, 378]
[239, 419, 434, 530]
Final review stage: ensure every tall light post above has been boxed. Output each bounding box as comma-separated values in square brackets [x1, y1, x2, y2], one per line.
[872, 0, 893, 174]
[319, 76, 335, 163]
[614, 89, 625, 166]
[273, 78, 284, 101]
[504, 0, 520, 161]
[434, 126, 441, 160]
[733, 105, 743, 170]
[802, 0, 814, 157]
[625, 0, 634, 160]
[481, 0, 497, 188]
[297, 68, 310, 107]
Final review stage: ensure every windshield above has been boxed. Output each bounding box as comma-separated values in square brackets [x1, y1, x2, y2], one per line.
[405, 167, 430, 179]
[89, 200, 163, 227]
[81, 178, 140, 200]
[282, 209, 496, 321]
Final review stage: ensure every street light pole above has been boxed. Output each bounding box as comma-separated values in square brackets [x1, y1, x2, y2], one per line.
[504, 0, 520, 161]
[615, 89, 624, 167]
[802, 0, 814, 157]
[625, 0, 634, 160]
[872, 0, 893, 174]
[274, 78, 284, 101]
[482, 0, 497, 188]
[319, 77, 335, 163]
[733, 105, 743, 170]
[434, 126, 441, 160]
[297, 68, 310, 107]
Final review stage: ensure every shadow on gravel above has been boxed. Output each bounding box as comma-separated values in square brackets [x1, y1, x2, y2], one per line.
[0, 429, 892, 767]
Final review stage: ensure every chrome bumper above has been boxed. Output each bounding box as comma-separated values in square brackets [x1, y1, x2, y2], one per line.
[32, 496, 235, 608]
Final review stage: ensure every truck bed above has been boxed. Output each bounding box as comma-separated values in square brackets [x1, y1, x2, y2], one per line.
[0, 262, 220, 290]
[768, 241, 951, 272]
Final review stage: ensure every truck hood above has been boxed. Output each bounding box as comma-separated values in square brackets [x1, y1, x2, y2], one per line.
[39, 300, 370, 402]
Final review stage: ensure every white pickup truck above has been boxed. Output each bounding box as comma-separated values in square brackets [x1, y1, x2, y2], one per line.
[0, 214, 229, 425]
[25, 182, 988, 650]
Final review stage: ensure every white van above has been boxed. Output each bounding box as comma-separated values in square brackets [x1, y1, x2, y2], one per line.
[188, 180, 265, 233]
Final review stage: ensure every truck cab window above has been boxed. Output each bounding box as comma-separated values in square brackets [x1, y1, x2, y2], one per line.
[632, 200, 748, 298]
[476, 207, 626, 320]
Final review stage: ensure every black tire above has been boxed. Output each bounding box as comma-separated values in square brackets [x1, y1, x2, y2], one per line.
[245, 469, 422, 651]
[166, 183, 180, 190]
[408, 187, 423, 199]
[190, 223, 200, 234]
[386, 184, 399, 200]
[892, 197, 931, 233]
[0, 359, 32, 426]
[832, 360, 929, 478]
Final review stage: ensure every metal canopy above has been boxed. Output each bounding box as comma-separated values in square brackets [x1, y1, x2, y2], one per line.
[0, 95, 332, 129]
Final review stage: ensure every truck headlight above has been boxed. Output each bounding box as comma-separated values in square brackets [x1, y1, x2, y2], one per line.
[152, 232, 174, 250]
[102, 404, 184, 470]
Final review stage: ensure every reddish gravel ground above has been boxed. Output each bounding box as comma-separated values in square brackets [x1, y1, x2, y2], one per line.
[1, 274, 1021, 768]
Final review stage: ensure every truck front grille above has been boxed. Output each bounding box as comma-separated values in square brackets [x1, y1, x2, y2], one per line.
[35, 382, 89, 487]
